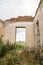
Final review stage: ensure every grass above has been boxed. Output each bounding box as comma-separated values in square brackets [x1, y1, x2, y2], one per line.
[0, 50, 42, 65]
[16, 43, 25, 51]
[0, 37, 43, 65]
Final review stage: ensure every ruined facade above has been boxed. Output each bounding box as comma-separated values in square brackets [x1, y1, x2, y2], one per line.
[0, 0, 43, 50]
[34, 0, 43, 48]
[0, 16, 35, 49]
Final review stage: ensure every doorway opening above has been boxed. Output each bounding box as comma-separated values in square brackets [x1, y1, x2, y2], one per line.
[16, 27, 26, 51]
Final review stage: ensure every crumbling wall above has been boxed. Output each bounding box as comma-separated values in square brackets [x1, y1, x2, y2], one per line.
[34, 0, 43, 48]
[3, 22, 35, 49]
[0, 21, 4, 37]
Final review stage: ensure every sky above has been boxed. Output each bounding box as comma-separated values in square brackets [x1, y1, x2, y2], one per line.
[16, 28, 25, 42]
[0, 0, 40, 20]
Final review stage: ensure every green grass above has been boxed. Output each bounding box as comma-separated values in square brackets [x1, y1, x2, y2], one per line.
[0, 37, 43, 65]
[16, 43, 25, 51]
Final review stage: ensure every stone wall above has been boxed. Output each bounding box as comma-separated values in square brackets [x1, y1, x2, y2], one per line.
[2, 22, 35, 49]
[34, 0, 43, 48]
[0, 21, 4, 37]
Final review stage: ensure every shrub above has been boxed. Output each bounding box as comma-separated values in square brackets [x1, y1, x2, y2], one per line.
[0, 50, 20, 65]
[0, 37, 15, 57]
[0, 44, 6, 57]
[0, 58, 7, 65]
[34, 51, 43, 65]
[5, 51, 20, 65]
[0, 37, 6, 57]
[6, 40, 14, 51]
[0, 36, 3, 44]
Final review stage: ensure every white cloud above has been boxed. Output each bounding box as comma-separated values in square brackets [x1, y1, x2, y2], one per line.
[0, 0, 40, 20]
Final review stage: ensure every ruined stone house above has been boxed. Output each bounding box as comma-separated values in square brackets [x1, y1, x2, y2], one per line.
[0, 0, 43, 50]
[34, 0, 43, 48]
